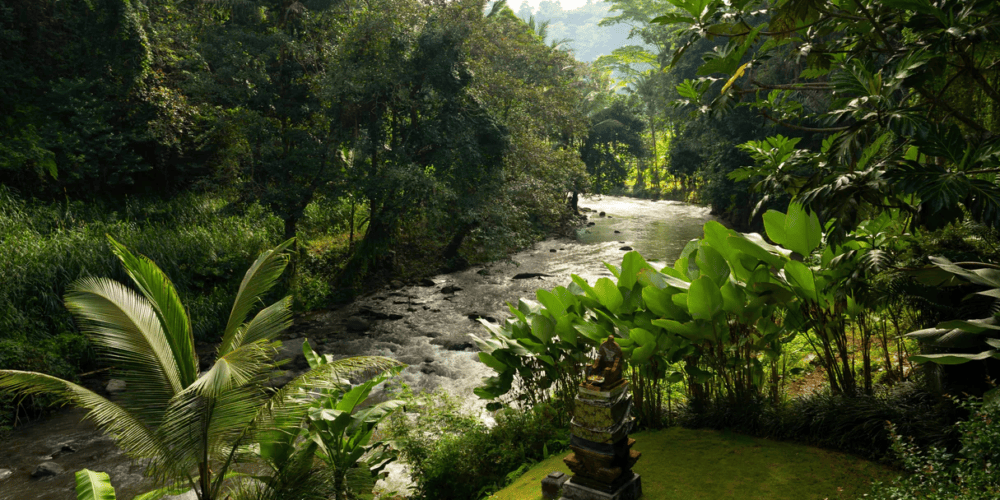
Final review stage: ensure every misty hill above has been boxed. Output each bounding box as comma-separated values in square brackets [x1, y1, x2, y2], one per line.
[511, 0, 633, 62]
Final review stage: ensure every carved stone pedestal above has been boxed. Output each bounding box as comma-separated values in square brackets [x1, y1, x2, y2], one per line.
[561, 472, 642, 500]
[556, 336, 642, 500]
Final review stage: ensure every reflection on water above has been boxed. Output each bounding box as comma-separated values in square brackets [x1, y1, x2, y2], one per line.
[575, 196, 717, 262]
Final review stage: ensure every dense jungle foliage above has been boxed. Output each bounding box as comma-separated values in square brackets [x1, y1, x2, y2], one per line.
[7, 0, 1000, 499]
[0, 0, 618, 425]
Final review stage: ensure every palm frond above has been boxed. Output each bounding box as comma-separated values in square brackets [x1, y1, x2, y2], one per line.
[0, 370, 170, 469]
[65, 277, 182, 424]
[107, 236, 198, 387]
[241, 297, 293, 346]
[219, 238, 295, 356]
[190, 341, 278, 399]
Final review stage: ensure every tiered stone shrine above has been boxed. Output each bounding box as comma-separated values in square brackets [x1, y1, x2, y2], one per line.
[558, 336, 641, 500]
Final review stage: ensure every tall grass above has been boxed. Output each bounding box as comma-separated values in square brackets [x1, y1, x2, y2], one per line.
[0, 186, 282, 427]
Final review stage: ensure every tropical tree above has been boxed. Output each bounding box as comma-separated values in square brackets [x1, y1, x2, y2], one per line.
[580, 99, 648, 193]
[0, 237, 400, 500]
[655, 0, 1000, 239]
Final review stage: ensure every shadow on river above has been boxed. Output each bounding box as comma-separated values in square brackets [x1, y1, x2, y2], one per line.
[0, 196, 717, 500]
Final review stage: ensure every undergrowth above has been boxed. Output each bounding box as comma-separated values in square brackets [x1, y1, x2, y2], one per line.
[387, 389, 570, 500]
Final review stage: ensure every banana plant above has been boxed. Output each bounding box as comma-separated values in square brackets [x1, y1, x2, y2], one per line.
[301, 341, 404, 500]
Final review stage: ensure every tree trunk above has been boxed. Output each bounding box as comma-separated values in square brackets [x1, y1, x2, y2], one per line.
[444, 221, 478, 260]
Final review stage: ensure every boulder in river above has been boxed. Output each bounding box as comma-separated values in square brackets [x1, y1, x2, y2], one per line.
[599, 211, 606, 217]
[620, 246, 633, 251]
[50, 443, 77, 459]
[419, 278, 436, 287]
[346, 316, 370, 332]
[106, 379, 126, 394]
[467, 312, 498, 323]
[390, 280, 404, 289]
[550, 248, 557, 252]
[31, 462, 64, 478]
[0, 469, 12, 481]
[587, 222, 595, 226]
[512, 272, 551, 280]
[440, 284, 462, 294]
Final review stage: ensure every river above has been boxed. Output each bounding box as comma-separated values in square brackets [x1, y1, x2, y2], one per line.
[0, 196, 717, 500]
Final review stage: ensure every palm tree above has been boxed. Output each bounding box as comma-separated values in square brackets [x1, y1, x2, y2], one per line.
[0, 237, 400, 500]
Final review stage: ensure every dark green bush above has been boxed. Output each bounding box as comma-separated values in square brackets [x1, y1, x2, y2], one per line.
[391, 393, 569, 500]
[679, 383, 959, 461]
[866, 397, 1000, 499]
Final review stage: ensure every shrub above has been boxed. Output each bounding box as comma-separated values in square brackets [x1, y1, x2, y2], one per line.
[866, 397, 1000, 499]
[390, 391, 569, 500]
[679, 383, 958, 461]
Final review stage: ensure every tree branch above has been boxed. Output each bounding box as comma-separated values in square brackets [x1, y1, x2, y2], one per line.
[915, 84, 990, 134]
[814, 3, 866, 21]
[711, 17, 832, 38]
[760, 110, 851, 132]
[959, 50, 1000, 105]
[749, 79, 834, 91]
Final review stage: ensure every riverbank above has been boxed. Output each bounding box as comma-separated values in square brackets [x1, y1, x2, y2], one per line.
[0, 196, 718, 499]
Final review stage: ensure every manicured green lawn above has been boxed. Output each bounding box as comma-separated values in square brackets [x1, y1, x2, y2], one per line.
[489, 427, 894, 500]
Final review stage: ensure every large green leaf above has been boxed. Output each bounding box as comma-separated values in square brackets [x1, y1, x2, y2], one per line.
[619, 251, 650, 290]
[478, 352, 509, 373]
[594, 277, 624, 313]
[936, 318, 1000, 333]
[783, 260, 816, 300]
[728, 235, 783, 269]
[629, 327, 657, 346]
[910, 351, 996, 365]
[75, 469, 116, 500]
[782, 203, 822, 257]
[688, 276, 723, 321]
[555, 315, 578, 347]
[696, 244, 730, 286]
[763, 210, 787, 247]
[531, 315, 556, 343]
[642, 286, 685, 319]
[720, 281, 745, 314]
[536, 289, 565, 317]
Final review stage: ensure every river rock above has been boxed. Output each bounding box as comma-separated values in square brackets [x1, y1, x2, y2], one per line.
[346, 316, 370, 332]
[512, 272, 550, 280]
[620, 246, 633, 251]
[587, 222, 595, 226]
[0, 469, 12, 481]
[440, 285, 462, 294]
[391, 280, 404, 289]
[419, 278, 437, 287]
[106, 379, 126, 394]
[32, 462, 64, 478]
[550, 248, 557, 252]
[614, 230, 621, 234]
[50, 443, 77, 458]
[467, 312, 498, 323]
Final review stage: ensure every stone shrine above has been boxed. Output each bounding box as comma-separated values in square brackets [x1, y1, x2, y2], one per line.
[558, 336, 641, 500]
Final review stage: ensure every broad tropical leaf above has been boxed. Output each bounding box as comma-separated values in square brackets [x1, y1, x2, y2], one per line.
[75, 469, 116, 500]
